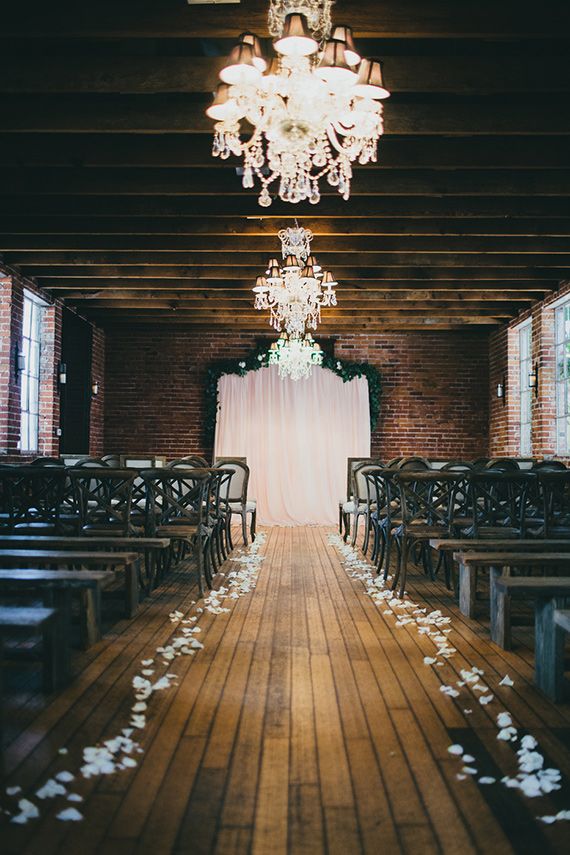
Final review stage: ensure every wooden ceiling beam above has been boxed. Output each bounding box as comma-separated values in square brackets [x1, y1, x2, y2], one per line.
[39, 279, 552, 293]
[1, 217, 569, 237]
[9, 251, 570, 268]
[3, 167, 570, 197]
[2, 0, 567, 40]
[0, 95, 568, 135]
[26, 265, 567, 281]
[64, 301, 515, 315]
[2, 56, 569, 95]
[2, 235, 570, 253]
[49, 289, 543, 303]
[2, 196, 568, 218]
[1, 135, 568, 170]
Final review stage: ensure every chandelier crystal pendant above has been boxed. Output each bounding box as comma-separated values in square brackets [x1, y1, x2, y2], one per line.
[268, 332, 323, 381]
[206, 0, 390, 207]
[252, 223, 337, 335]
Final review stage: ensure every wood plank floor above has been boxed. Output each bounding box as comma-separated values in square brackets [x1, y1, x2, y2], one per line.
[2, 526, 570, 854]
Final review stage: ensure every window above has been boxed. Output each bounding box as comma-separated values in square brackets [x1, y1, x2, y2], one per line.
[518, 322, 532, 456]
[19, 291, 44, 452]
[555, 301, 570, 454]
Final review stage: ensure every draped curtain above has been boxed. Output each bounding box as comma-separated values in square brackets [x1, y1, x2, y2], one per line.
[214, 363, 371, 525]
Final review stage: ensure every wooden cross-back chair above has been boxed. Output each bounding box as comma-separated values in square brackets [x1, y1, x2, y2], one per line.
[69, 468, 139, 537]
[1, 467, 66, 534]
[141, 467, 212, 595]
[391, 471, 466, 596]
[538, 471, 570, 539]
[364, 468, 397, 574]
[465, 471, 537, 539]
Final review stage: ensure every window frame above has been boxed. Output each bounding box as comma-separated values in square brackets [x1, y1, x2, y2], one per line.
[555, 299, 570, 455]
[18, 290, 45, 453]
[517, 320, 533, 457]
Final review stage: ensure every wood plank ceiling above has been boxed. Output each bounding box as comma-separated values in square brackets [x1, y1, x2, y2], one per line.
[1, 0, 569, 331]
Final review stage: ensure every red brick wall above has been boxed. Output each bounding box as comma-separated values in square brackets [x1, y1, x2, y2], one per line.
[103, 327, 490, 462]
[489, 280, 570, 460]
[0, 266, 61, 459]
[0, 262, 105, 461]
[89, 326, 106, 456]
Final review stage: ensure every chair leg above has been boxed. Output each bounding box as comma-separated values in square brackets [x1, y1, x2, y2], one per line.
[196, 539, 205, 597]
[342, 512, 350, 543]
[227, 514, 234, 551]
[362, 514, 371, 555]
[351, 512, 360, 548]
[250, 508, 256, 541]
[241, 511, 248, 546]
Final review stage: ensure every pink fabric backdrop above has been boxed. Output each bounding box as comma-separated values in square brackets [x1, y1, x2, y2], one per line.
[214, 364, 371, 525]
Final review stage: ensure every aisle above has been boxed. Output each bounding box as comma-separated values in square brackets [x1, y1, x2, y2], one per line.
[2, 527, 570, 854]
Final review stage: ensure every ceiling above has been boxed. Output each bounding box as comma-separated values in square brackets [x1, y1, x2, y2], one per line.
[1, 0, 569, 332]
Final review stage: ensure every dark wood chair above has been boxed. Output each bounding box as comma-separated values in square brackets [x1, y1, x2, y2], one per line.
[391, 471, 463, 597]
[0, 467, 66, 535]
[69, 468, 139, 537]
[141, 468, 211, 595]
[168, 455, 210, 468]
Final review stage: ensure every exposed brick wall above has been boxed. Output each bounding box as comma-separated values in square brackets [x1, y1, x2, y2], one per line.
[335, 332, 489, 461]
[103, 327, 490, 462]
[0, 266, 61, 459]
[89, 326, 106, 456]
[489, 280, 570, 459]
[0, 262, 105, 462]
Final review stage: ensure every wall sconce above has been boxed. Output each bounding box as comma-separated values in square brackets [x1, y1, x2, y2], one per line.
[496, 378, 506, 404]
[58, 361, 67, 386]
[91, 380, 99, 397]
[528, 362, 539, 397]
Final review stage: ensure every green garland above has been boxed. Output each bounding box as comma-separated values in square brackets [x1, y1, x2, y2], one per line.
[204, 343, 382, 444]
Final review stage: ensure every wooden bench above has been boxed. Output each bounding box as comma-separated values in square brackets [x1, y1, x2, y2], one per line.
[0, 568, 113, 653]
[0, 536, 171, 592]
[493, 579, 570, 700]
[0, 550, 140, 618]
[0, 606, 61, 693]
[451, 551, 570, 620]
[430, 538, 570, 552]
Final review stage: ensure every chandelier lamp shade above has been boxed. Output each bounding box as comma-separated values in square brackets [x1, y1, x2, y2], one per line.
[268, 332, 324, 381]
[206, 0, 390, 207]
[252, 223, 338, 336]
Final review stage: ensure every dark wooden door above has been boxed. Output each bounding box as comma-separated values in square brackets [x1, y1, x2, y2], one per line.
[60, 309, 92, 453]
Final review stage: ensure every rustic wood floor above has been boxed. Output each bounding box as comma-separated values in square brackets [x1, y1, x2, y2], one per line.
[2, 526, 570, 854]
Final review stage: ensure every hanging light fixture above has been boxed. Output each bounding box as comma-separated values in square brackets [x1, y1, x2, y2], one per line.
[252, 222, 337, 335]
[268, 332, 323, 381]
[207, 0, 390, 207]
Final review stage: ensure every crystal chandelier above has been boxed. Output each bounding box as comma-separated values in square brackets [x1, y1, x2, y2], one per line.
[268, 332, 323, 381]
[253, 223, 337, 335]
[206, 0, 390, 207]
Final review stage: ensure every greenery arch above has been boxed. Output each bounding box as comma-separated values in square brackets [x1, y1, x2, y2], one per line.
[204, 342, 381, 443]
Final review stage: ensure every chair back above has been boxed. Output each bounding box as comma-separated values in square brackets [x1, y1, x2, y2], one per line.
[101, 454, 121, 467]
[0, 466, 66, 533]
[69, 468, 138, 535]
[441, 460, 474, 472]
[29, 457, 65, 467]
[484, 458, 521, 472]
[352, 461, 383, 502]
[395, 471, 462, 531]
[141, 468, 210, 535]
[538, 471, 570, 538]
[212, 458, 249, 503]
[532, 460, 567, 472]
[468, 471, 536, 536]
[346, 457, 377, 499]
[395, 456, 431, 471]
[167, 455, 209, 468]
[73, 457, 109, 467]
